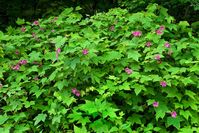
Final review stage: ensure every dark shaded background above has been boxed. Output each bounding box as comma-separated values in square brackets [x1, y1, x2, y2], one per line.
[0, 0, 198, 31]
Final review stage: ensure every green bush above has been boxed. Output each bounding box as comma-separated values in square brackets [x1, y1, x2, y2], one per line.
[118, 0, 199, 24]
[0, 4, 199, 132]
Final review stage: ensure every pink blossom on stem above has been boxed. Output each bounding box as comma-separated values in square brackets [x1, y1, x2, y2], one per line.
[171, 111, 177, 118]
[132, 31, 142, 37]
[164, 42, 171, 48]
[159, 25, 165, 31]
[21, 26, 26, 32]
[146, 42, 152, 47]
[160, 81, 167, 87]
[15, 50, 19, 55]
[156, 29, 163, 35]
[33, 20, 39, 26]
[153, 101, 159, 107]
[72, 88, 77, 94]
[155, 55, 161, 61]
[56, 48, 61, 59]
[82, 49, 89, 55]
[125, 67, 133, 75]
[110, 26, 115, 31]
[75, 91, 80, 97]
[12, 64, 20, 71]
[72, 88, 80, 97]
[57, 48, 61, 54]
[19, 60, 27, 65]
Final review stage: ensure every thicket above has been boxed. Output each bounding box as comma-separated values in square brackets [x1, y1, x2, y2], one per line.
[0, 4, 199, 132]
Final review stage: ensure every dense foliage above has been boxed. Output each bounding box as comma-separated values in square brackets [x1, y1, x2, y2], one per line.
[0, 4, 199, 132]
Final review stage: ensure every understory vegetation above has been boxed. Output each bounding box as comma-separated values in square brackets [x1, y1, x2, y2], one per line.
[0, 2, 199, 133]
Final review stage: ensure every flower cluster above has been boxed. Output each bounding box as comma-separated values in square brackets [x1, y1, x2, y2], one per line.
[132, 31, 142, 37]
[82, 49, 89, 55]
[156, 25, 165, 35]
[72, 88, 80, 97]
[146, 41, 152, 47]
[12, 60, 28, 71]
[125, 67, 133, 75]
[33, 20, 39, 26]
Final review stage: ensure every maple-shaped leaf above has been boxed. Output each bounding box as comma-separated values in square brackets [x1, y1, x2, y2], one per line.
[167, 116, 181, 129]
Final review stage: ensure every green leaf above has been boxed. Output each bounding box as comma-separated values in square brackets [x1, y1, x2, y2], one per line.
[155, 102, 169, 120]
[0, 114, 8, 125]
[70, 58, 80, 70]
[132, 84, 146, 95]
[52, 115, 61, 125]
[53, 36, 66, 48]
[30, 85, 45, 98]
[49, 70, 58, 81]
[185, 90, 196, 100]
[75, 6, 82, 11]
[127, 114, 142, 125]
[179, 21, 189, 28]
[14, 124, 30, 133]
[34, 113, 47, 125]
[54, 80, 68, 90]
[29, 51, 41, 62]
[180, 110, 192, 120]
[24, 101, 35, 108]
[103, 51, 123, 61]
[16, 18, 25, 25]
[128, 50, 141, 61]
[74, 125, 87, 133]
[167, 117, 180, 129]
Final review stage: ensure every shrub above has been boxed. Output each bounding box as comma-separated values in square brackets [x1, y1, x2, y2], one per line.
[0, 4, 199, 132]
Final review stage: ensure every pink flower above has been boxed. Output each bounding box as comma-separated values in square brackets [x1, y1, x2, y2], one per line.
[51, 29, 55, 32]
[15, 50, 19, 55]
[132, 31, 142, 37]
[164, 42, 170, 48]
[12, 64, 20, 71]
[153, 101, 159, 107]
[57, 48, 61, 54]
[110, 26, 115, 31]
[82, 49, 89, 55]
[156, 29, 163, 35]
[146, 42, 152, 47]
[72, 88, 80, 97]
[125, 67, 133, 75]
[21, 26, 26, 32]
[19, 60, 27, 65]
[72, 88, 77, 94]
[0, 83, 2, 88]
[171, 111, 177, 118]
[34, 77, 39, 81]
[33, 20, 39, 26]
[159, 25, 165, 31]
[160, 81, 167, 87]
[75, 91, 80, 97]
[155, 55, 161, 61]
[56, 48, 61, 59]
